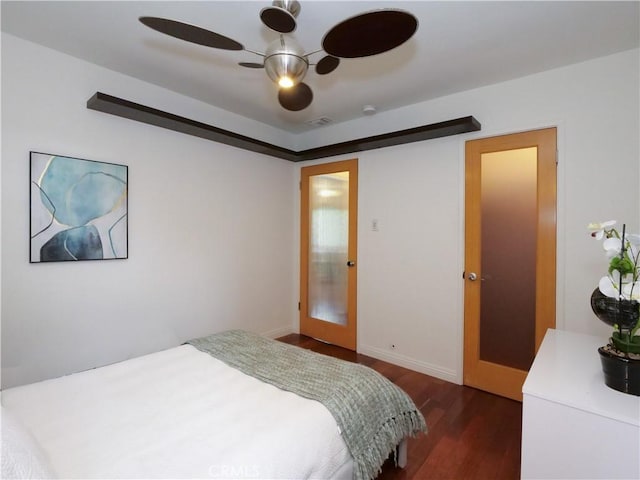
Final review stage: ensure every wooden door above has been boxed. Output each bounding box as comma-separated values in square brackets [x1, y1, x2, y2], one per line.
[300, 159, 358, 350]
[464, 128, 557, 401]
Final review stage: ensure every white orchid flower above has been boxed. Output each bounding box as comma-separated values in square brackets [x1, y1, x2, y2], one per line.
[622, 281, 640, 301]
[627, 233, 640, 245]
[603, 237, 622, 259]
[609, 268, 636, 287]
[627, 234, 640, 259]
[603, 234, 640, 275]
[599, 275, 620, 298]
[600, 274, 640, 300]
[588, 220, 616, 240]
[592, 221, 640, 303]
[605, 234, 640, 251]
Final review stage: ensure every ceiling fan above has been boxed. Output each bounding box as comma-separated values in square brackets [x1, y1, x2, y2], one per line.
[139, 0, 418, 112]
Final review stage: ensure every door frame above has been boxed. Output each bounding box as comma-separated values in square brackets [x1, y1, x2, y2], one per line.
[463, 127, 557, 401]
[300, 159, 358, 350]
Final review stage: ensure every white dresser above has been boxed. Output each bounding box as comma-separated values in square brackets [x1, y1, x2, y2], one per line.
[521, 329, 640, 479]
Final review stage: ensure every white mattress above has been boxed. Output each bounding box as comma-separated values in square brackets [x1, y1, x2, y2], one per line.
[1, 344, 353, 479]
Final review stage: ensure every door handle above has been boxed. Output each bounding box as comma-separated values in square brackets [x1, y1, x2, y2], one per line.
[347, 261, 356, 267]
[467, 272, 478, 281]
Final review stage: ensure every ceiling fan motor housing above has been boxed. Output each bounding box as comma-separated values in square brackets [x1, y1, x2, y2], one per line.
[273, 0, 300, 19]
[264, 37, 309, 88]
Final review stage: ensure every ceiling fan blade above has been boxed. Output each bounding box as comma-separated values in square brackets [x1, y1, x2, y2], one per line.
[260, 6, 297, 33]
[139, 17, 244, 51]
[322, 10, 418, 58]
[239, 62, 264, 69]
[315, 55, 340, 75]
[278, 82, 313, 111]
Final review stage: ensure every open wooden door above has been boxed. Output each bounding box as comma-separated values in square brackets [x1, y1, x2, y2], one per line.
[300, 159, 358, 350]
[464, 128, 557, 401]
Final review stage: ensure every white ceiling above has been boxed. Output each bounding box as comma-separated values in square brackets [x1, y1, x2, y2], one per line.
[2, 1, 639, 134]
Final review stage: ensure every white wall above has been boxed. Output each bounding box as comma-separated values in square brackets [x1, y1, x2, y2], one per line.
[295, 48, 640, 383]
[1, 34, 297, 388]
[3, 31, 638, 390]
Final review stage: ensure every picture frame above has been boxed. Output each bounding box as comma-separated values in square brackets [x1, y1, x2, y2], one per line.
[30, 151, 128, 263]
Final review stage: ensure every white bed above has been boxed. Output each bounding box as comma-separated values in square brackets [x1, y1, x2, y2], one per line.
[2, 330, 426, 480]
[1, 344, 353, 479]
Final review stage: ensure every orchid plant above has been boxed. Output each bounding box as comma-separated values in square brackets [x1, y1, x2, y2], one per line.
[589, 220, 640, 351]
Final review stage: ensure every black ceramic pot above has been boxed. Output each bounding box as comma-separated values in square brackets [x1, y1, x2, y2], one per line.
[591, 288, 639, 329]
[598, 346, 640, 396]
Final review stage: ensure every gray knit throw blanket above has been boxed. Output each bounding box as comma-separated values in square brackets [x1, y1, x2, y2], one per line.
[187, 330, 426, 480]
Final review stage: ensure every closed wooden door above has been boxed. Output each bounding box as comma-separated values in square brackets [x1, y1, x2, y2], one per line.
[464, 128, 557, 401]
[300, 159, 357, 350]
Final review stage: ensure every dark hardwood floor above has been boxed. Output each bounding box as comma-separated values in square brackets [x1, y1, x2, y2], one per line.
[277, 334, 522, 480]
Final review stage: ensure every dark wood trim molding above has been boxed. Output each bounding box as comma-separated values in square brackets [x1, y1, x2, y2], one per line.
[87, 92, 481, 162]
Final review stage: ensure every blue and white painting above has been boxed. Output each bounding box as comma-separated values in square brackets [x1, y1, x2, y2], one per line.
[30, 152, 128, 262]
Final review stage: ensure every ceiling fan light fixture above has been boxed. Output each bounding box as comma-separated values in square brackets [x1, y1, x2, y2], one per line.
[139, 1, 420, 112]
[278, 76, 295, 89]
[264, 37, 308, 88]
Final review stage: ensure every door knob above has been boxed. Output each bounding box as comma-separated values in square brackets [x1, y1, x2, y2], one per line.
[347, 261, 356, 267]
[468, 272, 478, 281]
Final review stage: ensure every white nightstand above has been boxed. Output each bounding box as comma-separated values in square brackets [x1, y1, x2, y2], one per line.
[521, 329, 640, 479]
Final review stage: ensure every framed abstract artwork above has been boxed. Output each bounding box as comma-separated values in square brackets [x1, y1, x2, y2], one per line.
[30, 151, 128, 263]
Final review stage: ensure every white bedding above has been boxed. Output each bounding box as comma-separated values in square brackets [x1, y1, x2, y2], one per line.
[1, 344, 353, 479]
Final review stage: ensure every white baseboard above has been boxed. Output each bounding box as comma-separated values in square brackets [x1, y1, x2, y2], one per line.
[358, 344, 459, 384]
[261, 325, 295, 339]
[261, 329, 460, 384]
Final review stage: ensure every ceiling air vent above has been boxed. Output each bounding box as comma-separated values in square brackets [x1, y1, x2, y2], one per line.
[305, 117, 333, 127]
